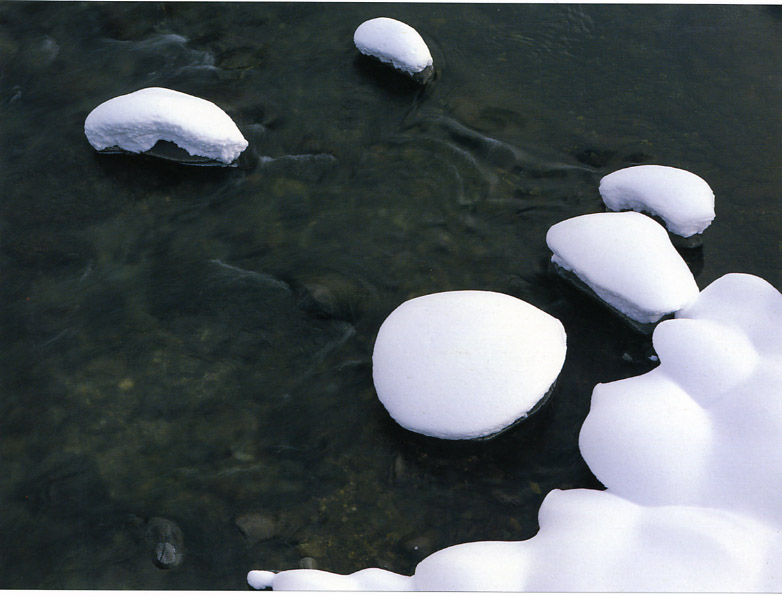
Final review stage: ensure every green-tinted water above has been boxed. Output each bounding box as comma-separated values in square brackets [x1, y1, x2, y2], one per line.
[0, 3, 779, 589]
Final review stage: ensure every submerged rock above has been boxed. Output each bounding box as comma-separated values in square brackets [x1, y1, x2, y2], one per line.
[235, 512, 277, 544]
[146, 516, 185, 569]
[599, 165, 715, 247]
[353, 17, 434, 84]
[299, 557, 317, 569]
[546, 212, 699, 333]
[84, 87, 248, 166]
[372, 290, 567, 440]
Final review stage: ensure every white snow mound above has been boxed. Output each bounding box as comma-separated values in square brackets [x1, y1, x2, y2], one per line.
[580, 273, 782, 523]
[546, 211, 699, 324]
[371, 290, 567, 440]
[354, 17, 433, 75]
[84, 87, 248, 165]
[248, 273, 782, 591]
[599, 165, 715, 238]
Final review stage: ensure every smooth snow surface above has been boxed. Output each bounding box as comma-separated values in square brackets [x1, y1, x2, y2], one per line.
[546, 211, 699, 324]
[599, 165, 715, 238]
[581, 273, 782, 523]
[354, 17, 433, 75]
[84, 87, 248, 165]
[248, 273, 782, 591]
[371, 290, 567, 440]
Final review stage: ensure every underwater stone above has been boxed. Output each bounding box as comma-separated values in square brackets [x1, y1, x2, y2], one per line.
[146, 516, 185, 569]
[354, 17, 434, 84]
[84, 87, 248, 165]
[299, 557, 317, 569]
[546, 212, 699, 329]
[235, 512, 277, 544]
[371, 290, 567, 440]
[599, 165, 715, 245]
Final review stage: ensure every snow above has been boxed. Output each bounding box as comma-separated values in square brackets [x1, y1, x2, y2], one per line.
[581, 273, 782, 522]
[353, 17, 433, 75]
[249, 568, 413, 591]
[599, 165, 716, 238]
[84, 87, 248, 165]
[248, 273, 782, 591]
[371, 290, 567, 440]
[546, 211, 699, 325]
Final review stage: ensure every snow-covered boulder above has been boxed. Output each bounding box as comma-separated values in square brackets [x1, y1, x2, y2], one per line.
[599, 165, 715, 246]
[546, 211, 699, 332]
[371, 290, 567, 440]
[580, 273, 782, 522]
[248, 273, 782, 591]
[84, 87, 248, 165]
[354, 17, 434, 84]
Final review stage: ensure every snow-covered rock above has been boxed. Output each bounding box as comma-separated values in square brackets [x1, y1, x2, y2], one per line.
[580, 273, 782, 522]
[546, 211, 699, 331]
[371, 290, 567, 440]
[248, 273, 782, 591]
[354, 17, 434, 84]
[599, 165, 715, 245]
[84, 87, 248, 165]
[248, 568, 412, 591]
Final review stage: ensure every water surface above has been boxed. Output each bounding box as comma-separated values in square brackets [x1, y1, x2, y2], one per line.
[0, 3, 779, 589]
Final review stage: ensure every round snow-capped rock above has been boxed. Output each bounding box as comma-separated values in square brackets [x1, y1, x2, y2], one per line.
[354, 17, 434, 84]
[84, 87, 248, 165]
[599, 165, 715, 245]
[546, 212, 699, 332]
[372, 290, 567, 440]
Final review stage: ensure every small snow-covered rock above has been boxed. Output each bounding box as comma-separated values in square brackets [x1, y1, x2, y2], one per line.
[354, 17, 434, 84]
[546, 211, 699, 331]
[371, 290, 567, 440]
[84, 87, 248, 165]
[599, 165, 715, 245]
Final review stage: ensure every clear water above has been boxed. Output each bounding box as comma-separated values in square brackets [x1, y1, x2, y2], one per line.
[0, 2, 779, 589]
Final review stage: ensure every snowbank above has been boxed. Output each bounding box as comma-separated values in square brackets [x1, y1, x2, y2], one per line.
[546, 211, 699, 328]
[84, 87, 248, 165]
[599, 165, 715, 240]
[580, 273, 782, 523]
[354, 17, 434, 83]
[248, 273, 782, 591]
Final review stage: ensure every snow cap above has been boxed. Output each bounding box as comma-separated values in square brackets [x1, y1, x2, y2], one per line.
[546, 211, 699, 324]
[372, 290, 567, 440]
[354, 17, 433, 75]
[84, 87, 248, 165]
[599, 165, 715, 238]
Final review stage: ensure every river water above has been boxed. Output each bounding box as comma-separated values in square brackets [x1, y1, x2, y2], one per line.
[0, 2, 779, 589]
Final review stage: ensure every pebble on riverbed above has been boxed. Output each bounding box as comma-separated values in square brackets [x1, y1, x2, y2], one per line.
[546, 212, 699, 333]
[372, 290, 567, 440]
[145, 516, 185, 569]
[235, 512, 278, 544]
[84, 87, 248, 166]
[354, 17, 435, 84]
[599, 165, 715, 247]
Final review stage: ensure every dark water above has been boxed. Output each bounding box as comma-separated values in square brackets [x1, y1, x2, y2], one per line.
[0, 2, 779, 589]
